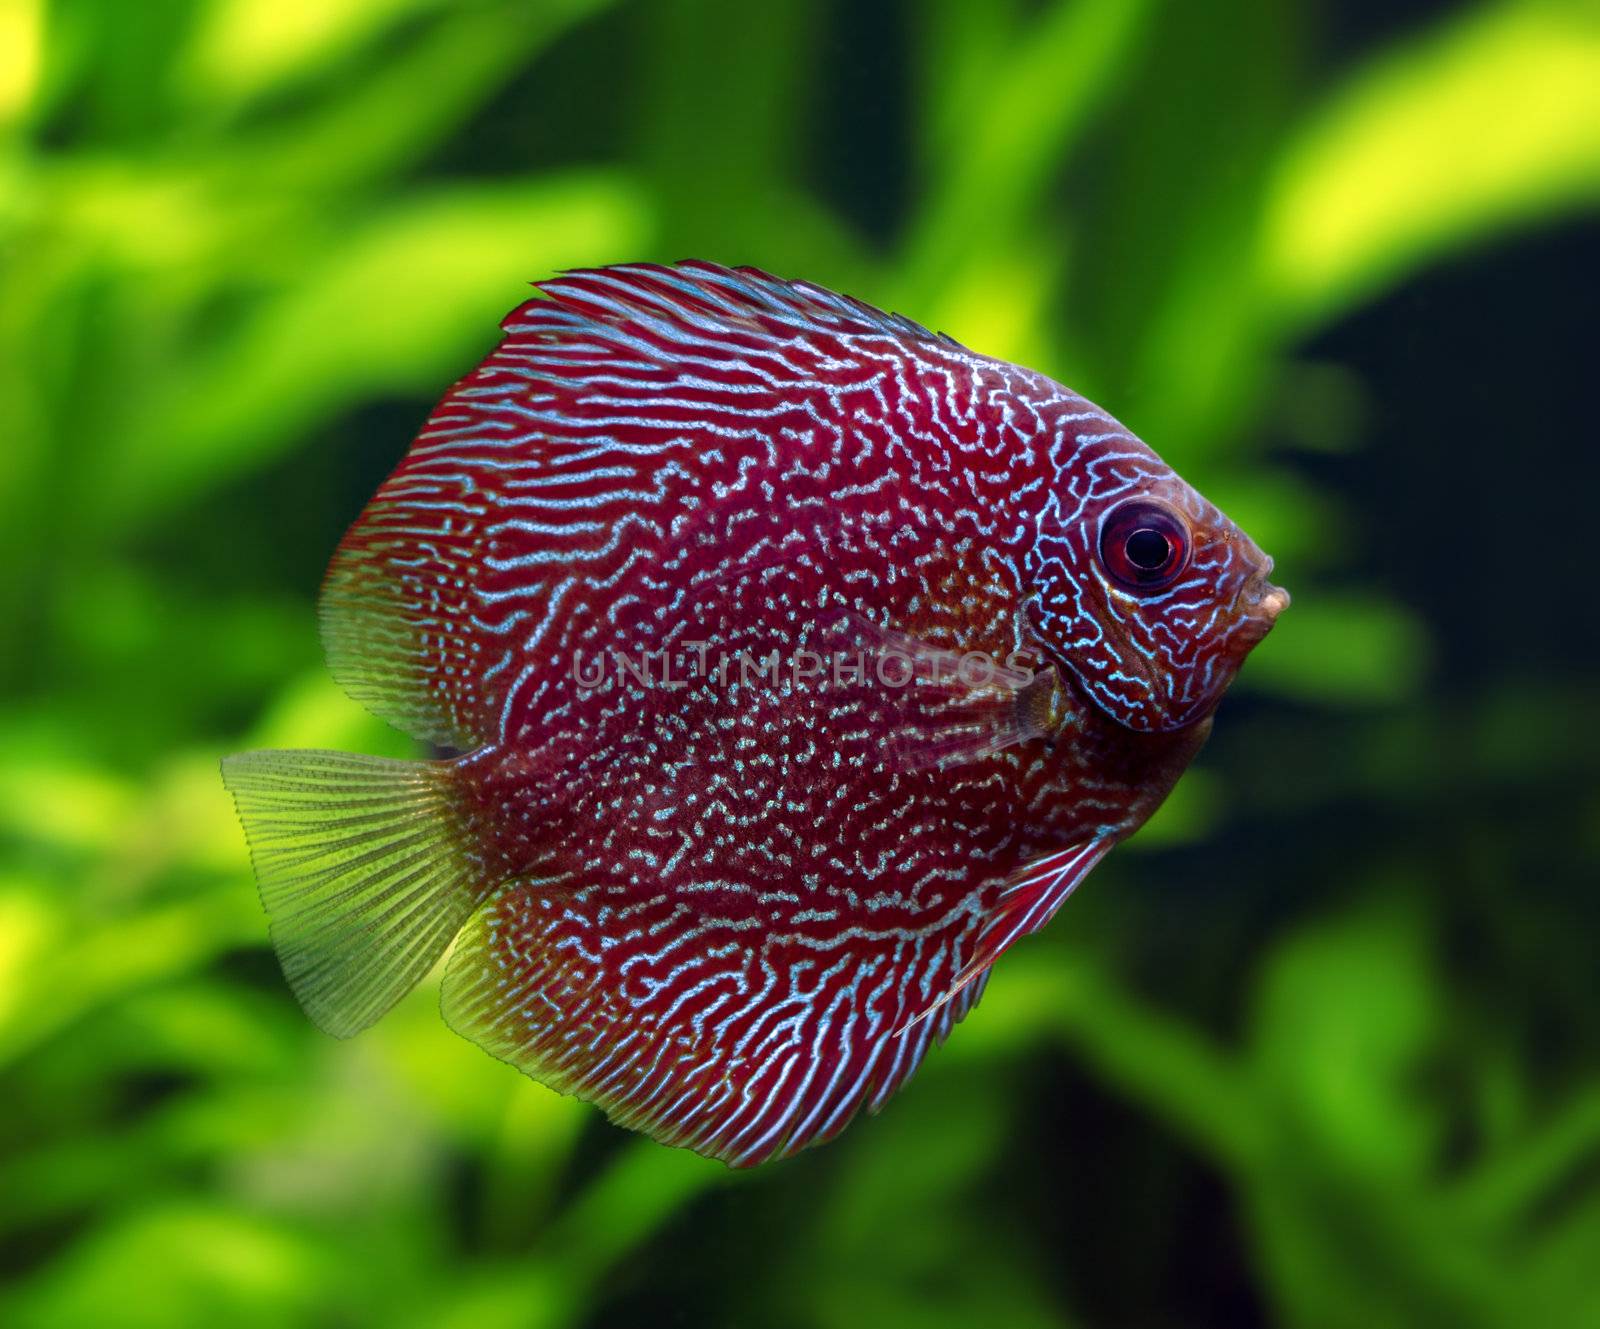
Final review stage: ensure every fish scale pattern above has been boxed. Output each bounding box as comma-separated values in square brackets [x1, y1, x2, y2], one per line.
[297, 261, 1282, 1164]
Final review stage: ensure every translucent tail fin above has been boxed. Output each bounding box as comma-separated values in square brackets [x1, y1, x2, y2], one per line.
[220, 749, 496, 1037]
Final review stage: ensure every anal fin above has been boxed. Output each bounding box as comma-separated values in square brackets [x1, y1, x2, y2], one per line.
[440, 877, 991, 1168]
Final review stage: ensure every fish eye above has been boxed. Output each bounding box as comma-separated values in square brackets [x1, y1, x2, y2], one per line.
[1099, 501, 1189, 590]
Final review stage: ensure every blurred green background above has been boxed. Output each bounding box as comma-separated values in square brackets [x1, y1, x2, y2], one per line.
[2, 1, 1598, 1325]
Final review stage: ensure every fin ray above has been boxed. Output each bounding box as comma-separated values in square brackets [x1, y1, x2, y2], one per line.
[319, 262, 979, 748]
[818, 610, 1065, 772]
[901, 838, 1112, 1036]
[221, 749, 496, 1037]
[440, 879, 989, 1167]
[319, 508, 490, 749]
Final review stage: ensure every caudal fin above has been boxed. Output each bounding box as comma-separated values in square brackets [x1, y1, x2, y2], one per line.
[220, 749, 496, 1037]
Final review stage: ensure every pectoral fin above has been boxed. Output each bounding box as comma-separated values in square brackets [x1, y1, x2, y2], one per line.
[812, 609, 1068, 772]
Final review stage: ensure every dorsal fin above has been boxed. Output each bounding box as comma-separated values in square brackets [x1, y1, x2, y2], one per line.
[514, 261, 962, 357]
[317, 262, 969, 749]
[319, 486, 495, 750]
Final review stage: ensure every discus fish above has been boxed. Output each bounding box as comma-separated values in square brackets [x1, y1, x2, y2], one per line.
[222, 262, 1287, 1166]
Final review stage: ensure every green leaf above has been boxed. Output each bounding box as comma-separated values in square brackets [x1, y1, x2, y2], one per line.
[1261, 2, 1600, 326]
[97, 174, 650, 529]
[1239, 590, 1430, 706]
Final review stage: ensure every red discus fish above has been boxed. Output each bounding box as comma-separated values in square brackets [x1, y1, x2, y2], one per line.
[223, 262, 1288, 1166]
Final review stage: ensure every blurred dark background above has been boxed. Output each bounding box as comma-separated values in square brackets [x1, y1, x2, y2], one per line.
[1, 1, 1596, 1326]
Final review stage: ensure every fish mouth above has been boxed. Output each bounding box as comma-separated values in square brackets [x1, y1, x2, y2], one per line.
[1256, 583, 1291, 619]
[1258, 554, 1290, 614]
[1238, 555, 1290, 631]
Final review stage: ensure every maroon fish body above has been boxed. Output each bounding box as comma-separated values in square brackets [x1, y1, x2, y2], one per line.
[223, 262, 1286, 1166]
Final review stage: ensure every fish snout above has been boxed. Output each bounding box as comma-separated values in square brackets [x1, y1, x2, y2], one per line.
[1256, 583, 1291, 620]
[1256, 555, 1290, 614]
[1237, 554, 1289, 630]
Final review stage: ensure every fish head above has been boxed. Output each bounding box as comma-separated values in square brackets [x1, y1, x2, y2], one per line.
[1026, 427, 1288, 734]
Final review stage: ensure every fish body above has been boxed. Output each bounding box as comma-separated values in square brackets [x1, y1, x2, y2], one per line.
[223, 262, 1286, 1166]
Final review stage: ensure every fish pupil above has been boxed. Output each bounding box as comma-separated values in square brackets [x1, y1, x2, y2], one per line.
[1126, 527, 1172, 571]
[1098, 499, 1190, 590]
